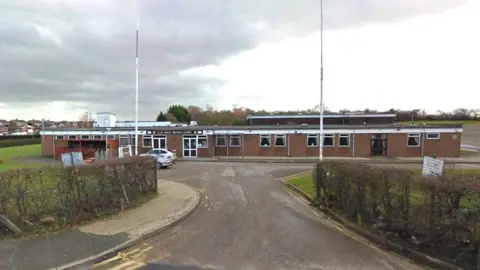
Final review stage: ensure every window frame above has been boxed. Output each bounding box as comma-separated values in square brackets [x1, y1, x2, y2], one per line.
[143, 136, 152, 148]
[67, 135, 77, 140]
[119, 135, 129, 146]
[93, 135, 103, 140]
[197, 135, 208, 148]
[338, 133, 350, 147]
[306, 134, 319, 147]
[80, 135, 90, 140]
[230, 135, 241, 147]
[55, 135, 64, 139]
[274, 134, 287, 147]
[426, 133, 440, 140]
[322, 133, 335, 147]
[216, 135, 226, 147]
[407, 133, 421, 147]
[107, 134, 115, 140]
[259, 134, 272, 147]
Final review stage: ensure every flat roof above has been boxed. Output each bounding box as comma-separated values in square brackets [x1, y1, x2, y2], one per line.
[246, 113, 396, 120]
[43, 123, 463, 132]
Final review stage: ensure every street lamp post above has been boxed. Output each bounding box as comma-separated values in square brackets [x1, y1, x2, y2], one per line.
[319, 0, 324, 162]
[134, 0, 140, 156]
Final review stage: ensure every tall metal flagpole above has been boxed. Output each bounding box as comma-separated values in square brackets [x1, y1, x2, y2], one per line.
[134, 0, 139, 155]
[319, 0, 324, 161]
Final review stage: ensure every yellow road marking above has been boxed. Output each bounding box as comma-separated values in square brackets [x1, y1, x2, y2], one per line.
[109, 260, 144, 270]
[92, 245, 152, 269]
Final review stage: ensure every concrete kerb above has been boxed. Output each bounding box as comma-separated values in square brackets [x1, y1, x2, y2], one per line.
[280, 174, 460, 270]
[49, 184, 201, 270]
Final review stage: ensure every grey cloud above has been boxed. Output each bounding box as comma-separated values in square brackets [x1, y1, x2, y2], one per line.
[0, 0, 472, 120]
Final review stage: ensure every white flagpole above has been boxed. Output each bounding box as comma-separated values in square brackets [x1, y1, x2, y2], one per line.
[319, 0, 324, 161]
[134, 0, 139, 155]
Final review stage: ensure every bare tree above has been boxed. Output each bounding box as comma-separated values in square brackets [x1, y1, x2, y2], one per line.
[78, 112, 93, 128]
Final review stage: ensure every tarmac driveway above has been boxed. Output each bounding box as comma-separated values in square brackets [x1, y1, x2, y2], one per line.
[134, 162, 423, 270]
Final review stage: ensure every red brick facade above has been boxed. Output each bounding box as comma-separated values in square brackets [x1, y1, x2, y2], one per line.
[41, 128, 462, 158]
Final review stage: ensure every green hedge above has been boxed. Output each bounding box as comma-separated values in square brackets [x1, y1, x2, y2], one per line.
[0, 155, 157, 236]
[0, 138, 41, 148]
[313, 162, 480, 270]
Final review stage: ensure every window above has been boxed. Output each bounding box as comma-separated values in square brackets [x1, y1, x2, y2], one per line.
[119, 135, 129, 146]
[260, 134, 271, 147]
[216, 135, 226, 147]
[130, 135, 138, 146]
[55, 135, 64, 139]
[143, 136, 152, 148]
[426, 133, 440, 140]
[307, 134, 318, 147]
[107, 135, 115, 140]
[230, 135, 241, 147]
[322, 134, 334, 147]
[274, 134, 286, 147]
[93, 135, 103, 139]
[68, 135, 77, 140]
[198, 135, 208, 148]
[407, 133, 421, 147]
[80, 135, 90, 140]
[338, 134, 350, 147]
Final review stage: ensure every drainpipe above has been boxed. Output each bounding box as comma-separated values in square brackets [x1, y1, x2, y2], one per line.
[287, 134, 290, 157]
[226, 135, 229, 157]
[421, 124, 426, 156]
[241, 134, 245, 159]
[352, 130, 355, 157]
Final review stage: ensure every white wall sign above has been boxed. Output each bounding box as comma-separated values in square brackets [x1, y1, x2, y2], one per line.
[422, 156, 444, 177]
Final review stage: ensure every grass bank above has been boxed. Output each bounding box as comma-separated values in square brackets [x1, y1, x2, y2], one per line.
[0, 144, 43, 172]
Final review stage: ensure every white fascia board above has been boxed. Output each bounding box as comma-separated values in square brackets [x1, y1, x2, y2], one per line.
[40, 130, 147, 136]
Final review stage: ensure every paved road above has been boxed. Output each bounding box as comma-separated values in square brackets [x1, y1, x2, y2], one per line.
[102, 162, 424, 270]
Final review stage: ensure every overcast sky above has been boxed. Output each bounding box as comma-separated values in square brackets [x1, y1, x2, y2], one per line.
[0, 0, 477, 121]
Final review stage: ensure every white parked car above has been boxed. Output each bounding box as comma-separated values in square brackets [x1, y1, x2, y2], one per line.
[141, 149, 177, 161]
[157, 155, 173, 169]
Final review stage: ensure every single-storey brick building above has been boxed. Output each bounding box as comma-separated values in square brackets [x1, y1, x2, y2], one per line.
[40, 124, 463, 159]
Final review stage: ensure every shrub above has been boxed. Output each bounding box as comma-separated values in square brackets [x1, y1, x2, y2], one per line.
[0, 155, 157, 235]
[313, 162, 480, 270]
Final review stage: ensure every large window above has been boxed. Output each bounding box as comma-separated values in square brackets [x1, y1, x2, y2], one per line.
[68, 135, 77, 140]
[143, 136, 152, 148]
[307, 134, 318, 147]
[322, 134, 334, 147]
[93, 135, 103, 140]
[119, 135, 129, 146]
[338, 134, 350, 147]
[107, 135, 115, 140]
[230, 135, 241, 147]
[426, 133, 440, 140]
[216, 135, 226, 147]
[274, 134, 286, 147]
[407, 133, 420, 147]
[80, 135, 90, 140]
[198, 135, 208, 148]
[260, 134, 272, 147]
[55, 135, 64, 139]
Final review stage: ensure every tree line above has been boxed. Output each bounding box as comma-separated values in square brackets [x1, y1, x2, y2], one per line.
[156, 105, 480, 125]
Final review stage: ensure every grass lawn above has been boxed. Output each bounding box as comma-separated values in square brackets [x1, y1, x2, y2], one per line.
[0, 144, 42, 172]
[460, 150, 479, 157]
[286, 173, 315, 198]
[399, 120, 480, 125]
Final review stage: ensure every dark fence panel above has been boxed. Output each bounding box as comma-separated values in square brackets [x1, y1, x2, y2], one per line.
[313, 162, 480, 270]
[0, 135, 40, 141]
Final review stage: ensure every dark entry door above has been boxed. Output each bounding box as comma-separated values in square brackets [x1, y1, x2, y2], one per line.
[370, 134, 387, 156]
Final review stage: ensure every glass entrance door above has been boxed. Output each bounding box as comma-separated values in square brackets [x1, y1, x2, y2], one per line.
[183, 137, 197, 158]
[152, 137, 167, 149]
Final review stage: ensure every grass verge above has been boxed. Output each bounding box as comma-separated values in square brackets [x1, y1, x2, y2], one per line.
[0, 144, 44, 172]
